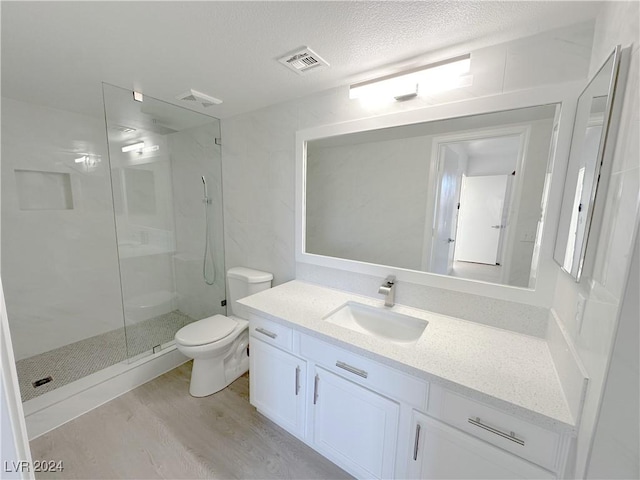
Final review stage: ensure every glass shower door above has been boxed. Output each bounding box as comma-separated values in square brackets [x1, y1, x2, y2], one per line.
[102, 84, 226, 360]
[1, 96, 127, 401]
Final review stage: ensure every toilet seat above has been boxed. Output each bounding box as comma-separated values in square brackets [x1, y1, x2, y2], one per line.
[175, 315, 237, 346]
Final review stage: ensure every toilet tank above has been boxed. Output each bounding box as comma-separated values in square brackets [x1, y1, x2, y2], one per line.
[226, 267, 273, 318]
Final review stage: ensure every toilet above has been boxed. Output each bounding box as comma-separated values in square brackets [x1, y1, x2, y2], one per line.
[174, 267, 273, 397]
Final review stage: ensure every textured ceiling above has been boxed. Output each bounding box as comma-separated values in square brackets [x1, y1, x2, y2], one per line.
[1, 1, 602, 119]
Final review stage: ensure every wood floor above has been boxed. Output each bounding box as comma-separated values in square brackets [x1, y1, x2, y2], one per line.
[30, 363, 352, 479]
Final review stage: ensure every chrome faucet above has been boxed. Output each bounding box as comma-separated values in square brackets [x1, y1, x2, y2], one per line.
[378, 275, 396, 307]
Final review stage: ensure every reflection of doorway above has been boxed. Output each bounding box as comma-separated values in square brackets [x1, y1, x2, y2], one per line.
[427, 129, 525, 283]
[455, 174, 508, 265]
[429, 145, 463, 275]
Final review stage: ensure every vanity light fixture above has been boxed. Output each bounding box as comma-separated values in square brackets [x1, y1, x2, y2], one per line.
[349, 53, 472, 101]
[142, 145, 159, 153]
[121, 142, 145, 153]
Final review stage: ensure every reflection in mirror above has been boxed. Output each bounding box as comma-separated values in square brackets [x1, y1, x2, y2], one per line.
[124, 168, 157, 216]
[554, 46, 622, 281]
[304, 104, 559, 289]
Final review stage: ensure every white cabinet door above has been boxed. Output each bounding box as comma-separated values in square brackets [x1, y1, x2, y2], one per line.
[249, 338, 306, 438]
[312, 366, 399, 479]
[408, 412, 555, 480]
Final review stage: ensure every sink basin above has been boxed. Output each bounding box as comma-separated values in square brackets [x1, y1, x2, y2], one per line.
[323, 301, 427, 344]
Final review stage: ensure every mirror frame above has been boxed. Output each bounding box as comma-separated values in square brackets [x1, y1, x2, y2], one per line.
[296, 84, 581, 306]
[553, 46, 626, 282]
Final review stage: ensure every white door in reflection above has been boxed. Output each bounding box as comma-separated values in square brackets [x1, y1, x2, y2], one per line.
[455, 175, 508, 265]
[430, 146, 463, 275]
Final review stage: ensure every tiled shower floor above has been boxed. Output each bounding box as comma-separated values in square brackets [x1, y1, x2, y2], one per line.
[15, 310, 195, 402]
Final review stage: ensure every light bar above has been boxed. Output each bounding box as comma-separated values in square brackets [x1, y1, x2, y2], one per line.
[349, 54, 471, 101]
[121, 142, 145, 153]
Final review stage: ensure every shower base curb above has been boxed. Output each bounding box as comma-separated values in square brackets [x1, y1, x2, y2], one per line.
[23, 346, 188, 440]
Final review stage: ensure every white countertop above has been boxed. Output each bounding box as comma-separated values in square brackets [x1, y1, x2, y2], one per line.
[239, 280, 575, 434]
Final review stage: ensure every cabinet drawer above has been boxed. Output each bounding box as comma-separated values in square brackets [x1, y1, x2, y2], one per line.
[409, 411, 555, 479]
[428, 385, 561, 471]
[248, 314, 293, 351]
[300, 333, 428, 409]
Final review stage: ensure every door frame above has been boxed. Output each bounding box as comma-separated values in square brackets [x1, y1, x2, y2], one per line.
[423, 125, 531, 283]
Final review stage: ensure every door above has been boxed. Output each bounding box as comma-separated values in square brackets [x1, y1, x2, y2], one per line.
[455, 175, 508, 265]
[430, 146, 463, 274]
[249, 338, 306, 438]
[312, 366, 399, 479]
[408, 412, 555, 479]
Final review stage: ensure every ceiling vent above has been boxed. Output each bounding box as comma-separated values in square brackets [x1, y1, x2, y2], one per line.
[176, 89, 223, 108]
[278, 47, 329, 75]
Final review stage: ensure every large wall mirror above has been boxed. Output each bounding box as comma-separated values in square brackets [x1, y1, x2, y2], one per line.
[299, 99, 564, 290]
[554, 46, 624, 281]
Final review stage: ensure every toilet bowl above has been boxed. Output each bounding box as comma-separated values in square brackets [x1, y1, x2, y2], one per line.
[175, 315, 249, 397]
[174, 267, 273, 397]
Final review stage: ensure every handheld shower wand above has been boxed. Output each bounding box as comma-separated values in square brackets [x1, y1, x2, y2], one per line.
[202, 176, 215, 285]
[202, 176, 211, 204]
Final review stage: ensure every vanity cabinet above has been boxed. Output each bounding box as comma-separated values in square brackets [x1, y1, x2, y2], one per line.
[248, 313, 570, 480]
[408, 411, 555, 479]
[249, 337, 306, 438]
[310, 366, 399, 479]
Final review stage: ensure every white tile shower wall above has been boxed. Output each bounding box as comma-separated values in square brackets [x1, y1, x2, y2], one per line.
[222, 24, 593, 331]
[168, 124, 226, 320]
[1, 97, 124, 360]
[550, 2, 639, 477]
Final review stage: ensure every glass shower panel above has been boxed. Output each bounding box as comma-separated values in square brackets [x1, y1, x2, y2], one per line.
[1, 96, 126, 401]
[102, 84, 226, 360]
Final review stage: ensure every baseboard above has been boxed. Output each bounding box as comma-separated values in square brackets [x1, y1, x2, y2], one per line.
[23, 346, 188, 440]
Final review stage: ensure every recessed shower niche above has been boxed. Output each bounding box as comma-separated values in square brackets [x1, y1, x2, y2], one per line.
[14, 169, 74, 210]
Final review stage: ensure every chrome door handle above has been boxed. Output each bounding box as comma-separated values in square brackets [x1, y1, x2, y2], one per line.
[255, 327, 277, 339]
[295, 366, 300, 396]
[468, 417, 525, 446]
[413, 423, 421, 461]
[313, 374, 319, 405]
[336, 361, 368, 378]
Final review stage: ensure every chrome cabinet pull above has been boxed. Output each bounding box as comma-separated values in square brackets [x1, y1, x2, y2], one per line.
[413, 424, 421, 461]
[336, 361, 368, 378]
[313, 374, 319, 405]
[468, 417, 525, 446]
[295, 366, 300, 396]
[255, 327, 277, 339]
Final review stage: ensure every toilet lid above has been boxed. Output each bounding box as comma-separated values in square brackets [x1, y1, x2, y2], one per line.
[175, 315, 237, 346]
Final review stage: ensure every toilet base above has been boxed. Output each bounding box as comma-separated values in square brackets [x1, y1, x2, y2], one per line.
[187, 329, 250, 397]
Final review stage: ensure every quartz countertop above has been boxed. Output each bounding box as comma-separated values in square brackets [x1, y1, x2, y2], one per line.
[238, 280, 576, 434]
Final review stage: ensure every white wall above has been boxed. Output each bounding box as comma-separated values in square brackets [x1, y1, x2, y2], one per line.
[586, 229, 639, 479]
[1, 97, 124, 360]
[550, 2, 639, 477]
[222, 23, 591, 335]
[306, 135, 431, 270]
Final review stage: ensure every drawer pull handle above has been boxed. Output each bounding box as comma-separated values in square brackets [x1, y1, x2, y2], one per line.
[295, 366, 301, 396]
[468, 417, 525, 446]
[313, 374, 319, 405]
[413, 423, 421, 461]
[255, 327, 277, 339]
[336, 361, 368, 379]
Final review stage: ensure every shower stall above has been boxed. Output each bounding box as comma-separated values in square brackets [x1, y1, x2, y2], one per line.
[1, 84, 226, 402]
